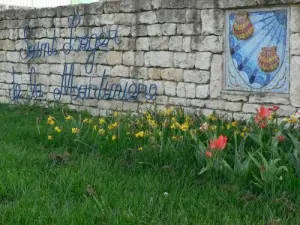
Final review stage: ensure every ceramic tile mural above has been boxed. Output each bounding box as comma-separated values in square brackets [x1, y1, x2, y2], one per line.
[225, 8, 290, 93]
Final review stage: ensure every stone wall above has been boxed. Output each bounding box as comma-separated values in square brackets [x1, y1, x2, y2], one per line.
[0, 0, 299, 119]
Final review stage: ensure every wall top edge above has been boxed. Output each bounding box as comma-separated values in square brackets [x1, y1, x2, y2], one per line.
[0, 0, 300, 20]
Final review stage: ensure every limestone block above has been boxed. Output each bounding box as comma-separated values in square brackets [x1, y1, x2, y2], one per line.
[161, 68, 183, 81]
[123, 51, 144, 66]
[221, 91, 248, 102]
[136, 37, 150, 50]
[209, 54, 223, 98]
[157, 9, 186, 23]
[111, 65, 130, 77]
[242, 103, 260, 114]
[249, 94, 290, 105]
[162, 23, 176, 35]
[131, 25, 148, 37]
[138, 11, 158, 24]
[114, 13, 136, 25]
[107, 51, 123, 65]
[184, 70, 210, 84]
[169, 97, 187, 106]
[113, 38, 135, 51]
[291, 56, 300, 107]
[224, 102, 243, 112]
[130, 67, 148, 79]
[186, 9, 201, 22]
[156, 95, 169, 105]
[9, 29, 18, 40]
[164, 81, 177, 96]
[99, 14, 115, 25]
[191, 36, 223, 53]
[177, 23, 201, 35]
[104, 1, 120, 13]
[145, 51, 173, 67]
[147, 24, 162, 36]
[233, 113, 253, 122]
[205, 100, 225, 109]
[196, 85, 209, 99]
[174, 53, 195, 69]
[201, 9, 224, 35]
[195, 52, 212, 70]
[183, 37, 192, 52]
[291, 5, 300, 33]
[148, 68, 162, 80]
[169, 36, 183, 51]
[177, 82, 196, 98]
[40, 18, 54, 28]
[291, 33, 300, 56]
[277, 105, 296, 117]
[191, 99, 205, 107]
[149, 37, 169, 50]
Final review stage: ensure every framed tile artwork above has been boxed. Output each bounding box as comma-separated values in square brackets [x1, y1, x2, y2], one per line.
[225, 7, 290, 94]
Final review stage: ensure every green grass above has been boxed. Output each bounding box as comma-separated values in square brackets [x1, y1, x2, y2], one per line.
[0, 104, 299, 225]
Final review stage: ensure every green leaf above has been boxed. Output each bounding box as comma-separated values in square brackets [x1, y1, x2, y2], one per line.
[248, 153, 261, 168]
[222, 159, 233, 172]
[199, 166, 209, 175]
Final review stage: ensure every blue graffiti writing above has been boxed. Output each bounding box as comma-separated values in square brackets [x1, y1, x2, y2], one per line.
[53, 64, 157, 102]
[10, 66, 44, 101]
[20, 25, 59, 60]
[19, 13, 120, 74]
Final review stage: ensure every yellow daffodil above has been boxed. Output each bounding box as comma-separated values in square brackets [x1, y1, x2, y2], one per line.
[99, 118, 105, 125]
[108, 122, 118, 130]
[226, 124, 231, 129]
[148, 119, 157, 128]
[146, 114, 152, 121]
[231, 121, 238, 127]
[180, 122, 189, 132]
[98, 129, 105, 135]
[170, 123, 177, 129]
[240, 132, 245, 138]
[47, 116, 55, 125]
[48, 135, 53, 141]
[112, 135, 117, 141]
[93, 125, 97, 131]
[54, 126, 61, 133]
[138, 147, 143, 151]
[208, 115, 217, 121]
[135, 131, 145, 138]
[165, 108, 173, 116]
[113, 112, 118, 117]
[71, 128, 80, 134]
[172, 136, 178, 140]
[83, 118, 89, 123]
[66, 115, 72, 121]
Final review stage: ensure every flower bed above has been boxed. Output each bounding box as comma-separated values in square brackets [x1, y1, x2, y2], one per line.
[41, 105, 300, 193]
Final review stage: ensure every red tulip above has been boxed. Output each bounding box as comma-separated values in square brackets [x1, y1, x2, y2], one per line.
[256, 106, 272, 120]
[259, 121, 267, 129]
[269, 105, 280, 112]
[277, 135, 286, 142]
[209, 135, 228, 151]
[205, 151, 213, 158]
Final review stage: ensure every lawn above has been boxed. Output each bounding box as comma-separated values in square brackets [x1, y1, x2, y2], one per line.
[0, 103, 299, 225]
